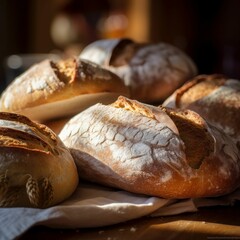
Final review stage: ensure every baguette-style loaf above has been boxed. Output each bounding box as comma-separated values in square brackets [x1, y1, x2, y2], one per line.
[0, 58, 129, 122]
[80, 38, 197, 103]
[163, 74, 240, 149]
[0, 112, 78, 208]
[59, 96, 240, 199]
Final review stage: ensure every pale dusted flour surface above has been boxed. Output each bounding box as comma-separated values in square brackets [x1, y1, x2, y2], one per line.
[60, 104, 190, 183]
[0, 60, 64, 111]
[59, 98, 240, 199]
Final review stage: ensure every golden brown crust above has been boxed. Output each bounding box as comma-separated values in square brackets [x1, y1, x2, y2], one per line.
[163, 74, 240, 144]
[0, 58, 129, 121]
[59, 96, 240, 199]
[174, 74, 226, 108]
[112, 98, 215, 170]
[114, 97, 215, 168]
[112, 95, 157, 120]
[80, 38, 198, 103]
[161, 107, 215, 169]
[0, 112, 79, 208]
[51, 58, 129, 101]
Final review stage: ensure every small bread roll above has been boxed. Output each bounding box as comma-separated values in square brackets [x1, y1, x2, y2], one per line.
[79, 38, 197, 103]
[0, 58, 129, 122]
[0, 112, 78, 208]
[163, 74, 240, 149]
[59, 96, 240, 199]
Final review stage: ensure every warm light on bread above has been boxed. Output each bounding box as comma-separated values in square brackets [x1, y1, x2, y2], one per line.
[163, 74, 240, 149]
[0, 112, 79, 208]
[59, 96, 240, 199]
[0, 58, 129, 122]
[80, 38, 197, 103]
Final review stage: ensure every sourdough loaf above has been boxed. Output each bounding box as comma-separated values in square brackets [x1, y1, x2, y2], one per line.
[0, 58, 129, 122]
[0, 112, 78, 208]
[163, 74, 240, 149]
[80, 38, 197, 103]
[59, 96, 240, 199]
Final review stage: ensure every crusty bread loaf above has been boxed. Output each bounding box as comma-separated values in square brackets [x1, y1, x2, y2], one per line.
[79, 38, 197, 103]
[163, 74, 240, 149]
[0, 58, 129, 122]
[0, 112, 79, 208]
[59, 96, 240, 199]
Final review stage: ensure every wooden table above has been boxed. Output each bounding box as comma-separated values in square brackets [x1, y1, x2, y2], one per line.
[19, 202, 240, 240]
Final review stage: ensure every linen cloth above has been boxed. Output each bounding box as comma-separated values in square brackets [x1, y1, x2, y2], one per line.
[0, 182, 239, 240]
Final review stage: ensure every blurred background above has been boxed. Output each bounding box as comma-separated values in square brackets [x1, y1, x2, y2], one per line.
[1, 0, 240, 93]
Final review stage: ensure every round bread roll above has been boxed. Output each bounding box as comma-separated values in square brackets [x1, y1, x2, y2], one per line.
[79, 38, 197, 103]
[0, 57, 129, 122]
[163, 74, 240, 149]
[59, 96, 240, 199]
[0, 112, 79, 208]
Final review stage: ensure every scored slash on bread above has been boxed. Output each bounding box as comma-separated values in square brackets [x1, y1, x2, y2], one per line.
[163, 74, 240, 149]
[0, 112, 79, 208]
[79, 38, 197, 103]
[59, 96, 240, 199]
[114, 97, 215, 169]
[0, 58, 129, 122]
[159, 107, 215, 169]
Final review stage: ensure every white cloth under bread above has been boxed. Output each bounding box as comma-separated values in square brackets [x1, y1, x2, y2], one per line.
[0, 182, 239, 240]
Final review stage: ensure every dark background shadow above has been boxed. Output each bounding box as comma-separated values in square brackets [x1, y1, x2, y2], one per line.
[1, 0, 240, 93]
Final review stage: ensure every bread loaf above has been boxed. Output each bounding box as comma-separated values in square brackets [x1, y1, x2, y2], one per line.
[59, 96, 240, 199]
[163, 74, 240, 149]
[0, 58, 129, 122]
[79, 38, 197, 103]
[0, 112, 78, 208]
